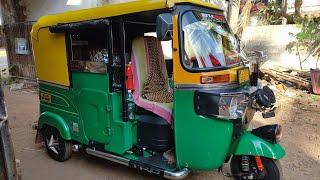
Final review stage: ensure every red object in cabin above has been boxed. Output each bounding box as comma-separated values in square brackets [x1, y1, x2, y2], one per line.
[209, 53, 221, 66]
[126, 63, 134, 90]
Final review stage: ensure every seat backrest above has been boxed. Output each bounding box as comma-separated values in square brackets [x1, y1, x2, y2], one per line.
[131, 36, 168, 96]
[131, 36, 173, 125]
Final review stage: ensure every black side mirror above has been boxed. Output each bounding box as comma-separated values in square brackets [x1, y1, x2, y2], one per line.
[156, 13, 173, 41]
[255, 89, 272, 108]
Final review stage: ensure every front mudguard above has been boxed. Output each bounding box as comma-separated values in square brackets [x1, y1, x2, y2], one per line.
[36, 111, 72, 142]
[233, 131, 285, 159]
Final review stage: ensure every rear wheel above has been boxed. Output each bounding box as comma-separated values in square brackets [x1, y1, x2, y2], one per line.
[230, 155, 283, 180]
[44, 126, 72, 162]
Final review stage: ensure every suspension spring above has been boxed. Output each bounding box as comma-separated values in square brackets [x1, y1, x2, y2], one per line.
[241, 156, 250, 172]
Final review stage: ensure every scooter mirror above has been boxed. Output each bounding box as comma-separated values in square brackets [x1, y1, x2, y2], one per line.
[156, 13, 173, 41]
[263, 86, 276, 104]
[255, 89, 272, 108]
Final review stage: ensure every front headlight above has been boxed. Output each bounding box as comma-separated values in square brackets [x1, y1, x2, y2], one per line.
[218, 94, 248, 119]
[194, 91, 249, 120]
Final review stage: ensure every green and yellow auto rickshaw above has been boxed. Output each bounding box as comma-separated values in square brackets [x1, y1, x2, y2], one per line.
[31, 0, 285, 179]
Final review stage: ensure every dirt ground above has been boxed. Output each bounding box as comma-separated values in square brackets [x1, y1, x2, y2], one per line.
[4, 86, 320, 180]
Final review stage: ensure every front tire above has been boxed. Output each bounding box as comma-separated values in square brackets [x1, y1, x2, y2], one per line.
[44, 126, 72, 162]
[230, 156, 283, 180]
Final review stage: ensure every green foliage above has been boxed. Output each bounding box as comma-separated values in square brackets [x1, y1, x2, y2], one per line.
[286, 16, 320, 69]
[257, 2, 284, 25]
[295, 16, 320, 57]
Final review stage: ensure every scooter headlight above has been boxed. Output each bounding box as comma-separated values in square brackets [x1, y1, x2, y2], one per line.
[218, 94, 248, 119]
[194, 91, 249, 120]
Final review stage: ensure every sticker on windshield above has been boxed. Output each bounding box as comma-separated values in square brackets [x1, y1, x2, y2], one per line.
[200, 13, 226, 23]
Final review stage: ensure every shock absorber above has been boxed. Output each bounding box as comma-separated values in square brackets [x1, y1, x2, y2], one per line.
[255, 156, 266, 179]
[241, 156, 250, 172]
[255, 156, 264, 171]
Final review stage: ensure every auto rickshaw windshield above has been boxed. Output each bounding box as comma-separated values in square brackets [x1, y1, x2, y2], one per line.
[182, 10, 241, 71]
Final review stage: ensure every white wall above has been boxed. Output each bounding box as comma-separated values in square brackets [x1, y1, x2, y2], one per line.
[22, 0, 134, 22]
[242, 25, 318, 71]
[0, 49, 8, 78]
[22, 0, 99, 21]
[23, 0, 224, 22]
[286, 0, 320, 14]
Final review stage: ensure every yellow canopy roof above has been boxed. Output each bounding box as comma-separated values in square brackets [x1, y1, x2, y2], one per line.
[31, 0, 221, 38]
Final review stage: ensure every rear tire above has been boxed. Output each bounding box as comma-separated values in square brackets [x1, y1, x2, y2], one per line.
[230, 156, 283, 180]
[44, 126, 72, 162]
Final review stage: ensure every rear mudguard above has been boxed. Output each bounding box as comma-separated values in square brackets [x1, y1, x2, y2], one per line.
[38, 111, 71, 140]
[233, 131, 285, 159]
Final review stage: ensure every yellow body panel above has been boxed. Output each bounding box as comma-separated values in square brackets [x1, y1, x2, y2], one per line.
[172, 14, 241, 85]
[31, 0, 221, 39]
[167, 0, 220, 10]
[31, 0, 166, 39]
[31, 0, 222, 87]
[32, 28, 70, 86]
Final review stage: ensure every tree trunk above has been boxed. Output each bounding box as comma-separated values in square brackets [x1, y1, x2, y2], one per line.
[227, 0, 241, 33]
[294, 0, 303, 17]
[281, 0, 288, 15]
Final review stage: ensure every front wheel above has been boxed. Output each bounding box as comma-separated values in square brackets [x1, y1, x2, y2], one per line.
[230, 155, 283, 180]
[44, 126, 72, 162]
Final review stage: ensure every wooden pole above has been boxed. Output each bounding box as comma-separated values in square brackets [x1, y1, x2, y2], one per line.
[227, 0, 240, 33]
[0, 85, 17, 180]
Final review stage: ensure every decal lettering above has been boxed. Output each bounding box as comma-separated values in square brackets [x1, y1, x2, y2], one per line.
[130, 163, 162, 175]
[40, 92, 52, 103]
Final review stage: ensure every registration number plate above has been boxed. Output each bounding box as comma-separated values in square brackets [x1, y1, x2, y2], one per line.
[237, 68, 250, 85]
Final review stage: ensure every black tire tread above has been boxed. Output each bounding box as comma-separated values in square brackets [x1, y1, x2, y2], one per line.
[62, 140, 73, 161]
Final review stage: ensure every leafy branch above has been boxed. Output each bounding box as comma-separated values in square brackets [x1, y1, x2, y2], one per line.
[286, 16, 320, 70]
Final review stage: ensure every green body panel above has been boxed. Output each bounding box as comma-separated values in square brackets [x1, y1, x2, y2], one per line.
[39, 83, 81, 141]
[38, 72, 137, 155]
[104, 93, 137, 154]
[72, 72, 111, 145]
[38, 72, 285, 169]
[233, 131, 286, 159]
[38, 111, 72, 140]
[174, 90, 234, 170]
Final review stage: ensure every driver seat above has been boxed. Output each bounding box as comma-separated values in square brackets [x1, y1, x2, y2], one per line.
[131, 36, 173, 125]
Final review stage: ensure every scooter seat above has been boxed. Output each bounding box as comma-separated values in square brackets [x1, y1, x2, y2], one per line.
[131, 37, 173, 125]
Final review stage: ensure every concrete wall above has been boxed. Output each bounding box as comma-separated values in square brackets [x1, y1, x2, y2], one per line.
[21, 0, 134, 22]
[242, 25, 318, 71]
[22, 0, 98, 21]
[0, 48, 8, 78]
[22, 0, 224, 22]
[286, 0, 320, 14]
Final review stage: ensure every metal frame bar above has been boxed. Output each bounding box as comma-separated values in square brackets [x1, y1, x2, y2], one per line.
[120, 18, 128, 122]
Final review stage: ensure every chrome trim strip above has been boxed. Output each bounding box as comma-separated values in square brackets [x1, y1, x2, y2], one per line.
[86, 148, 130, 166]
[38, 80, 69, 89]
[175, 83, 239, 90]
[164, 168, 190, 180]
[86, 148, 190, 179]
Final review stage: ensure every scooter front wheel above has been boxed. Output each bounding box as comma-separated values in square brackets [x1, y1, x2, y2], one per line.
[230, 155, 283, 180]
